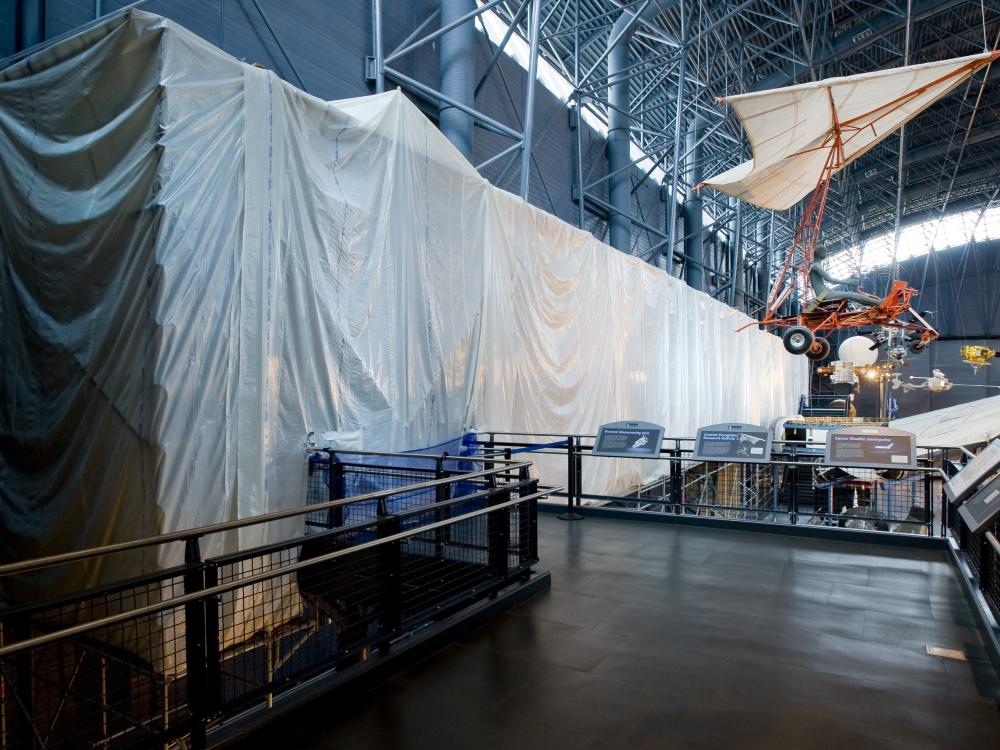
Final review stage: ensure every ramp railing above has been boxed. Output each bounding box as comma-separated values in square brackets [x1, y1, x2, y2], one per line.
[949, 505, 1000, 624]
[0, 453, 548, 750]
[476, 432, 946, 536]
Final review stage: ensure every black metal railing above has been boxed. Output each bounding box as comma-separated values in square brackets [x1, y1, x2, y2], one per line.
[0, 453, 548, 750]
[948, 502, 1000, 624]
[476, 432, 946, 536]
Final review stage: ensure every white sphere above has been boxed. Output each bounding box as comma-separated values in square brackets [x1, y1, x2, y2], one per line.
[838, 335, 878, 365]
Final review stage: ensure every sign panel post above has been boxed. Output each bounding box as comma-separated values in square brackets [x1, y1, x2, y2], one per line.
[591, 421, 665, 459]
[692, 423, 772, 464]
[823, 426, 917, 470]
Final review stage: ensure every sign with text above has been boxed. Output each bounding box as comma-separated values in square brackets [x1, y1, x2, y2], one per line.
[957, 472, 1000, 533]
[592, 421, 665, 459]
[945, 439, 1000, 504]
[692, 423, 772, 464]
[824, 426, 916, 470]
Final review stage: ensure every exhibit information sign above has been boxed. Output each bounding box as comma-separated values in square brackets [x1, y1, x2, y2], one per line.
[957, 472, 1000, 533]
[692, 423, 772, 464]
[945, 438, 1000, 504]
[824, 426, 917, 470]
[592, 421, 665, 459]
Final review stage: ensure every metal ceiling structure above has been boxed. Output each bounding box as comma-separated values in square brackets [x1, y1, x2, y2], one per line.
[6, 1, 997, 318]
[469, 0, 1000, 313]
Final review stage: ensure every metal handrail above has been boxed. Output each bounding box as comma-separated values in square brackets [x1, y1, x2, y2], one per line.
[987, 531, 1000, 556]
[477, 433, 962, 451]
[0, 458, 531, 578]
[308, 448, 524, 462]
[0, 487, 555, 659]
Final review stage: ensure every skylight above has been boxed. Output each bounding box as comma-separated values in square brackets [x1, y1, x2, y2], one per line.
[824, 204, 1000, 279]
[475, 6, 671, 190]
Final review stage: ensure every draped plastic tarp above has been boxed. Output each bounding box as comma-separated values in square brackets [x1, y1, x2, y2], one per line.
[701, 52, 997, 210]
[0, 11, 807, 598]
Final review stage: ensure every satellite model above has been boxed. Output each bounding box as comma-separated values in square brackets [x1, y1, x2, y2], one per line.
[960, 345, 996, 371]
[892, 369, 1000, 393]
[700, 51, 999, 359]
[893, 369, 953, 393]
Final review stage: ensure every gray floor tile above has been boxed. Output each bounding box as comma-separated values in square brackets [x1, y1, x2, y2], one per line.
[233, 514, 1000, 750]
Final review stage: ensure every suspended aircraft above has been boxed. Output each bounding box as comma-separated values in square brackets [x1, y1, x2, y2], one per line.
[699, 51, 1000, 359]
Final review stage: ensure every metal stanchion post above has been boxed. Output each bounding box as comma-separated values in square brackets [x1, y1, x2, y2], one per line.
[670, 444, 682, 513]
[559, 436, 583, 520]
[575, 445, 583, 507]
[434, 453, 450, 558]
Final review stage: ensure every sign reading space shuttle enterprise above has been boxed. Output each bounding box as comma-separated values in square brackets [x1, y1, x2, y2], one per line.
[824, 426, 916, 470]
[592, 421, 665, 458]
[692, 423, 772, 464]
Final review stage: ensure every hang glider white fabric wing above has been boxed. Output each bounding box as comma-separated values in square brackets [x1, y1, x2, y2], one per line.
[701, 51, 999, 211]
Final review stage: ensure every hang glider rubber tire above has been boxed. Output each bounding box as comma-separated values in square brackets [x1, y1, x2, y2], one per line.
[783, 326, 815, 355]
[806, 337, 831, 361]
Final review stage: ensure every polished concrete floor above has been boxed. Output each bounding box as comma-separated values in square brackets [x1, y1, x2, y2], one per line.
[236, 515, 1000, 749]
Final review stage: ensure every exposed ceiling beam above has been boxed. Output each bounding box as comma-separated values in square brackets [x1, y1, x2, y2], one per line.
[750, 0, 968, 91]
[858, 165, 999, 214]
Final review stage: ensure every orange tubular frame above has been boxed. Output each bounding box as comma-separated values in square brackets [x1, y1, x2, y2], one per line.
[744, 53, 999, 348]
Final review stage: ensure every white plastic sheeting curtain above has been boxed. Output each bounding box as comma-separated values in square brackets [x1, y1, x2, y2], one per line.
[0, 12, 807, 595]
[479, 193, 805, 495]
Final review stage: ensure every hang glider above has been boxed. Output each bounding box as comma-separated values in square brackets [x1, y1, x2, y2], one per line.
[700, 51, 999, 210]
[706, 51, 1000, 357]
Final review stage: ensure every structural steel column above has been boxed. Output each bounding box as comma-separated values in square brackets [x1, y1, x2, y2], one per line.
[756, 218, 770, 312]
[664, 0, 686, 267]
[731, 198, 745, 310]
[683, 116, 706, 291]
[572, 0, 584, 227]
[604, 1, 671, 252]
[372, 0, 385, 92]
[606, 17, 634, 252]
[439, 0, 475, 161]
[16, 0, 45, 52]
[518, 0, 541, 200]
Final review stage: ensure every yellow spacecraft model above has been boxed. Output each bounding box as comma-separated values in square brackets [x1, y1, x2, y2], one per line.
[960, 345, 996, 371]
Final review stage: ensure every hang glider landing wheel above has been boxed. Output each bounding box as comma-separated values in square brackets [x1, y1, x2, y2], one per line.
[908, 341, 927, 354]
[806, 337, 831, 361]
[783, 326, 815, 355]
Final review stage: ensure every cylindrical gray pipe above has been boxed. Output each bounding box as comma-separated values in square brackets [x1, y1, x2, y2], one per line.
[16, 0, 45, 51]
[756, 218, 770, 310]
[607, 33, 632, 252]
[732, 199, 745, 310]
[607, 1, 674, 253]
[439, 0, 475, 161]
[683, 116, 706, 291]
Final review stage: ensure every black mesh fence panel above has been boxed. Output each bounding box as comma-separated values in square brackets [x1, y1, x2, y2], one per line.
[0, 454, 541, 750]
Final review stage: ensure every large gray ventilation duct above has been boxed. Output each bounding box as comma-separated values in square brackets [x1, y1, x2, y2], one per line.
[683, 116, 706, 291]
[607, 1, 675, 253]
[439, 0, 475, 161]
[16, 0, 45, 51]
[756, 219, 770, 310]
[730, 198, 745, 311]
